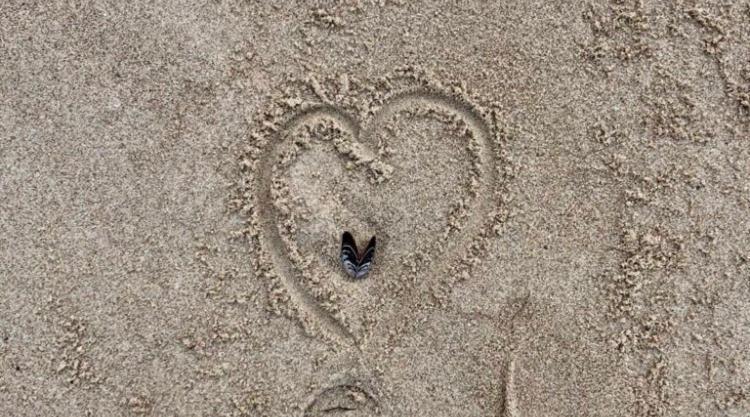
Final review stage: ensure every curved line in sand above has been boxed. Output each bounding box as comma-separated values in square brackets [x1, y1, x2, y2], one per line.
[256, 89, 501, 347]
[257, 105, 363, 344]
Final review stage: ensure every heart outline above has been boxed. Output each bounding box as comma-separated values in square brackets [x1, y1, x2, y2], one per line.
[249, 82, 508, 347]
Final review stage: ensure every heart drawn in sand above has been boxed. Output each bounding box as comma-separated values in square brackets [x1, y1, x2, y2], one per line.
[246, 79, 508, 347]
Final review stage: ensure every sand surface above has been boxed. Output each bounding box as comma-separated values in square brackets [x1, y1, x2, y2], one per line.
[2, 1, 750, 416]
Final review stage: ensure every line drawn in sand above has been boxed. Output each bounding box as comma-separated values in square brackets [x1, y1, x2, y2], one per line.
[303, 383, 381, 417]
[450, 291, 529, 416]
[501, 295, 530, 417]
[501, 357, 519, 417]
[241, 72, 512, 347]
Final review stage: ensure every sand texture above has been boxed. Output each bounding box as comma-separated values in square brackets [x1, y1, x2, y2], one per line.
[1, 1, 750, 416]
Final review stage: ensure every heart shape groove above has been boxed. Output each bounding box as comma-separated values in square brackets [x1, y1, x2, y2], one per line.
[243, 74, 509, 347]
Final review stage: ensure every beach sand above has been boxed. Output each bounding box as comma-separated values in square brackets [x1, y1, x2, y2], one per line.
[1, 1, 749, 416]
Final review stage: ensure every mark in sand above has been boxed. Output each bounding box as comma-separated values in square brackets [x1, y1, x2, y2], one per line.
[303, 383, 380, 417]
[237, 70, 513, 347]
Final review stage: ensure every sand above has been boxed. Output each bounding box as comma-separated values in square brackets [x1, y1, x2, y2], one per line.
[1, 1, 749, 416]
